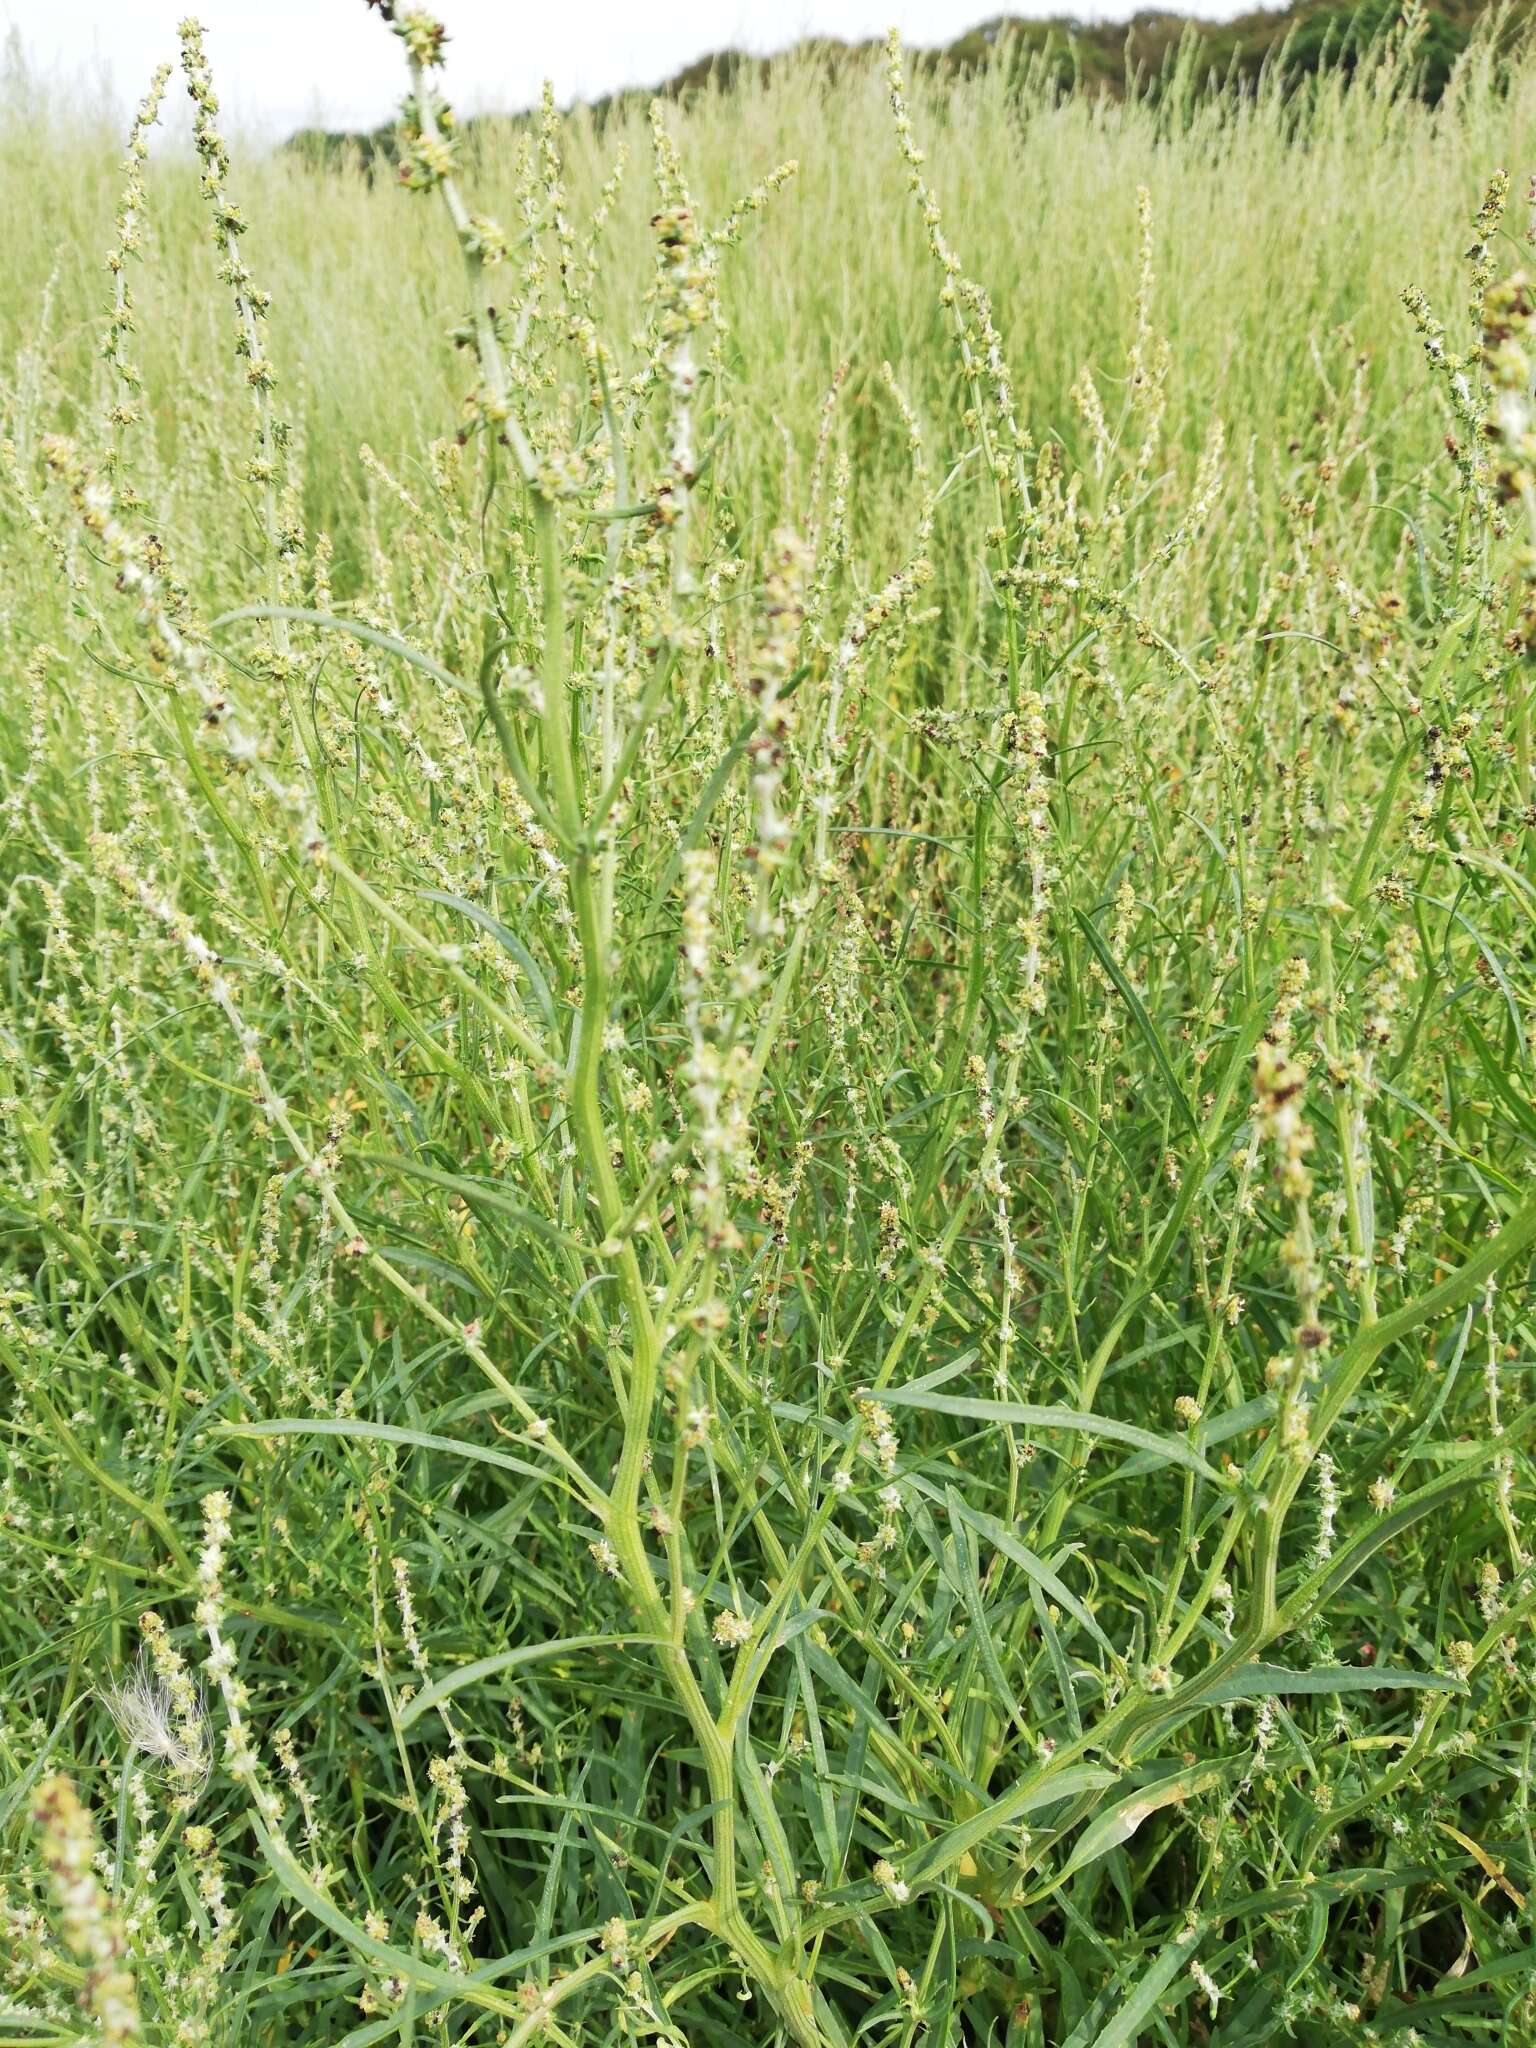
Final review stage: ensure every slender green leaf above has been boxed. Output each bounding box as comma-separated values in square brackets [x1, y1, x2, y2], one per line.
[216, 1417, 548, 1481]
[1085, 1922, 1204, 2048]
[1075, 910, 1199, 1138]
[881, 1389, 1225, 1482]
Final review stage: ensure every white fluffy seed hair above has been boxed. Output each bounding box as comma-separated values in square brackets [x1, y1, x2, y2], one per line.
[101, 1652, 211, 1796]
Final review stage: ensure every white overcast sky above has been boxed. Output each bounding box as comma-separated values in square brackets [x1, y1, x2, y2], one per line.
[3, 0, 1253, 136]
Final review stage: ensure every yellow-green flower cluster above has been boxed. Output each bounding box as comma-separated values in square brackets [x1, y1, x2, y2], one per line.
[101, 61, 171, 497]
[31, 1775, 139, 2045]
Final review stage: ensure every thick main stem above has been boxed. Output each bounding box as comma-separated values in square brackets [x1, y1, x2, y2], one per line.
[530, 489, 757, 1941]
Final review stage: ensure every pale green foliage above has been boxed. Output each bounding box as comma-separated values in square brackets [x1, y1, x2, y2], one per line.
[2, 11, 1536, 2047]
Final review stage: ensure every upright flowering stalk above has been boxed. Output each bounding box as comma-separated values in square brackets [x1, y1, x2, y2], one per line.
[178, 1822, 240, 2015]
[1127, 186, 1171, 487]
[678, 846, 734, 1251]
[31, 1776, 140, 2045]
[178, 19, 294, 663]
[1480, 265, 1536, 794]
[41, 436, 317, 847]
[649, 119, 708, 600]
[1401, 173, 1511, 513]
[1254, 967, 1326, 1377]
[745, 528, 811, 945]
[380, 6, 531, 477]
[100, 62, 172, 506]
[884, 37, 1047, 1300]
[885, 30, 1027, 694]
[1242, 965, 1330, 1624]
[809, 365, 934, 889]
[196, 1489, 281, 1825]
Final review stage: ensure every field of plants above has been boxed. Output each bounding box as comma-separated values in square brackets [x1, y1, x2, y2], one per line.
[2, 5, 1536, 2043]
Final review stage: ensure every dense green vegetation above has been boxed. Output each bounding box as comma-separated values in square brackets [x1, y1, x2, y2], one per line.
[3, 5, 1536, 2045]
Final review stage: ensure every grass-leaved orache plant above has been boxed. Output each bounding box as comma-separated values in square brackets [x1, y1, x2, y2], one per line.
[3, 4, 1536, 2043]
